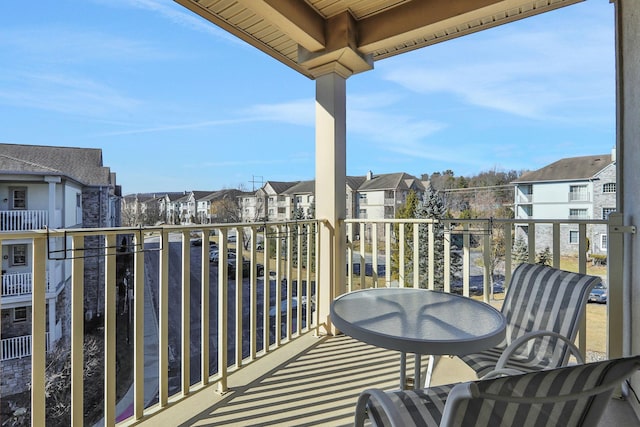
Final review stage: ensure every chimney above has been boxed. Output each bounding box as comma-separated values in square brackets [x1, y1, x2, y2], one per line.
[611, 147, 616, 163]
[366, 170, 373, 180]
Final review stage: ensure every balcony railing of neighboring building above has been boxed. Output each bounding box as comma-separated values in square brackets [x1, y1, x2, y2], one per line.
[0, 333, 50, 361]
[4, 215, 624, 426]
[0, 210, 48, 231]
[1, 271, 52, 297]
[568, 192, 591, 202]
[516, 193, 533, 203]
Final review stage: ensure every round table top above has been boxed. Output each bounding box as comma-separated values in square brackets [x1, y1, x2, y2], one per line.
[330, 288, 506, 355]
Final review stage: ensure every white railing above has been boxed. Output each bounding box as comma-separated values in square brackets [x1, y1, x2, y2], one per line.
[516, 193, 533, 203]
[2, 271, 52, 296]
[0, 216, 623, 426]
[0, 333, 50, 361]
[344, 218, 608, 294]
[0, 210, 48, 231]
[0, 221, 320, 425]
[569, 192, 591, 202]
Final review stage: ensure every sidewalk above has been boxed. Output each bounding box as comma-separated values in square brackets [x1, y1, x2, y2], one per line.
[95, 274, 159, 426]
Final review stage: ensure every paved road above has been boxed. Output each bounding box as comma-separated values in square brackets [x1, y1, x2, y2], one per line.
[143, 240, 310, 395]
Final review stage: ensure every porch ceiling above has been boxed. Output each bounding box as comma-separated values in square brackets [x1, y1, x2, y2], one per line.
[175, 0, 584, 78]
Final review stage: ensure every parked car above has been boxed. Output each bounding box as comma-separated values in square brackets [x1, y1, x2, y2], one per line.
[210, 250, 264, 277]
[589, 284, 608, 303]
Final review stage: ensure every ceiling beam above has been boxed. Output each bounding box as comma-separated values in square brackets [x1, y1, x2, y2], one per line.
[357, 0, 504, 52]
[236, 0, 326, 52]
[356, 0, 584, 54]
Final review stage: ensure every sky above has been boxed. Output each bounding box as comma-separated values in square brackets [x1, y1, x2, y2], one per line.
[0, 0, 616, 195]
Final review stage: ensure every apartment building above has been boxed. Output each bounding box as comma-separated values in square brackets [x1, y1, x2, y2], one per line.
[512, 152, 616, 256]
[0, 143, 120, 394]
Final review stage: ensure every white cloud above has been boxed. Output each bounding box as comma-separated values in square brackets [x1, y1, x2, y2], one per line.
[0, 72, 141, 116]
[94, 0, 241, 44]
[242, 99, 315, 126]
[380, 13, 614, 122]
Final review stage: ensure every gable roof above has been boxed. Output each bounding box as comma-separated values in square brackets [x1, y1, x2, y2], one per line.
[263, 181, 300, 194]
[0, 143, 114, 187]
[358, 172, 421, 191]
[285, 180, 315, 195]
[513, 154, 614, 183]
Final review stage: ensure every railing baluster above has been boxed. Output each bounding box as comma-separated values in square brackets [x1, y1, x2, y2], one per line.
[181, 231, 190, 395]
[70, 235, 84, 426]
[217, 228, 228, 393]
[31, 237, 46, 427]
[159, 230, 169, 406]
[104, 234, 117, 427]
[134, 232, 146, 419]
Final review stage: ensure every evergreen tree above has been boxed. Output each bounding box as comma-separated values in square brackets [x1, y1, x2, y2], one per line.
[415, 187, 461, 289]
[391, 191, 420, 282]
[513, 237, 529, 264]
[537, 246, 552, 266]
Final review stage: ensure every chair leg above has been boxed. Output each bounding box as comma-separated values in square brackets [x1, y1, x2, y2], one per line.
[424, 355, 435, 388]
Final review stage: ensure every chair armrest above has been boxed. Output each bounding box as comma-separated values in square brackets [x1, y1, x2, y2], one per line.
[355, 389, 405, 427]
[482, 368, 527, 379]
[492, 330, 585, 374]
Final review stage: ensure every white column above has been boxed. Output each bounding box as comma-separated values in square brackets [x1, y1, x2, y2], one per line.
[315, 72, 347, 335]
[614, 0, 640, 414]
[44, 176, 60, 228]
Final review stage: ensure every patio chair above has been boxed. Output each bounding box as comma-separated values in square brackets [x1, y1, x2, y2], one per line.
[459, 263, 601, 379]
[355, 355, 640, 427]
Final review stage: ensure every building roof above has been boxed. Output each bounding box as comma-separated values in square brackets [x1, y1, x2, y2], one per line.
[175, 0, 582, 79]
[358, 172, 421, 191]
[263, 181, 300, 194]
[0, 143, 114, 187]
[202, 189, 243, 202]
[285, 180, 315, 195]
[513, 154, 614, 183]
[346, 175, 367, 190]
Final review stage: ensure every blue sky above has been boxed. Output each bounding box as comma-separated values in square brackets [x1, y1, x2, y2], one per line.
[0, 0, 615, 195]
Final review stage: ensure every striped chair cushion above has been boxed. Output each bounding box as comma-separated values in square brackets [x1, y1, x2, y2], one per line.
[461, 263, 600, 377]
[360, 356, 640, 427]
[366, 384, 455, 427]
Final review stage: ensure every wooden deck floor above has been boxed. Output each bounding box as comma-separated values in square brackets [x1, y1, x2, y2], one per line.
[133, 333, 638, 427]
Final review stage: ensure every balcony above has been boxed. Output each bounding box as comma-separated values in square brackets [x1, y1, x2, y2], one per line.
[2, 271, 53, 298]
[516, 193, 533, 203]
[0, 210, 48, 231]
[0, 216, 637, 426]
[1, 333, 50, 361]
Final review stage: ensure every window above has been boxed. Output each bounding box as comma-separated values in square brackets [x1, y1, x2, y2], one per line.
[602, 208, 616, 220]
[600, 234, 608, 250]
[359, 209, 367, 219]
[11, 245, 27, 266]
[569, 230, 579, 244]
[11, 188, 27, 209]
[569, 208, 588, 219]
[520, 184, 533, 195]
[14, 307, 27, 322]
[76, 193, 81, 207]
[603, 183, 616, 193]
[569, 185, 588, 201]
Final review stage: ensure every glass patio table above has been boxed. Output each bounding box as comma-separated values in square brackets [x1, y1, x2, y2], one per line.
[330, 287, 506, 389]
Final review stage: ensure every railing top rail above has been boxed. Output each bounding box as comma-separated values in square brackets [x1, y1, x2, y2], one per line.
[344, 217, 608, 226]
[0, 219, 321, 240]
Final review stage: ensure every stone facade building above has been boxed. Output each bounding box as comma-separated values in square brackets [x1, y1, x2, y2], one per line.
[512, 152, 616, 257]
[0, 143, 120, 395]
